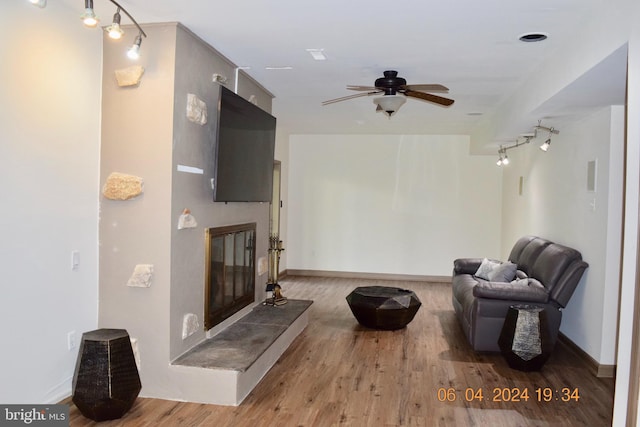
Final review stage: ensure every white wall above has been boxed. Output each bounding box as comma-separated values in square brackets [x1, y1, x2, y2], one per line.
[0, 2, 101, 403]
[500, 107, 624, 364]
[287, 134, 502, 276]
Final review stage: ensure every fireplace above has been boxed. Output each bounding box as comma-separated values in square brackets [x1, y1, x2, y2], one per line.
[204, 223, 256, 330]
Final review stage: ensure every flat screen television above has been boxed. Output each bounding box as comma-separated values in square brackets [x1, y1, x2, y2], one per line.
[212, 86, 276, 202]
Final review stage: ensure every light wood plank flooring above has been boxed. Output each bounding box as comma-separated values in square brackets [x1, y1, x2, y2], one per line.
[65, 276, 614, 426]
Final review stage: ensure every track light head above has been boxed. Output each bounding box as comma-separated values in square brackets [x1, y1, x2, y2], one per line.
[540, 138, 551, 152]
[81, 0, 98, 28]
[496, 148, 508, 166]
[106, 8, 125, 40]
[127, 33, 143, 60]
[74, 0, 147, 58]
[29, 0, 47, 8]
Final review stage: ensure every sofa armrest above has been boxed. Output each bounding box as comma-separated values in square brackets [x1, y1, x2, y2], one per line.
[453, 258, 484, 275]
[472, 279, 549, 303]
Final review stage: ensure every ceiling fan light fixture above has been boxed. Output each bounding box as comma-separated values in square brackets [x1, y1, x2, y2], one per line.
[322, 70, 453, 113]
[374, 95, 406, 117]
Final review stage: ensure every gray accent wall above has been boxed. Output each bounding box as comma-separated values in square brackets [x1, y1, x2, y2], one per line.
[99, 23, 272, 397]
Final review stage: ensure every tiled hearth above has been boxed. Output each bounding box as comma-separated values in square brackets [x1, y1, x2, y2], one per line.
[170, 299, 313, 405]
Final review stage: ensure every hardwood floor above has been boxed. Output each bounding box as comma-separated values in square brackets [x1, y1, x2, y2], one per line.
[65, 276, 615, 426]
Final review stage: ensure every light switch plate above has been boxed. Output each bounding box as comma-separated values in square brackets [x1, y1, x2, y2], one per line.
[71, 250, 79, 271]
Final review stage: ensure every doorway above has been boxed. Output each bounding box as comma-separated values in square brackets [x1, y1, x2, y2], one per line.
[270, 161, 282, 239]
[268, 161, 284, 285]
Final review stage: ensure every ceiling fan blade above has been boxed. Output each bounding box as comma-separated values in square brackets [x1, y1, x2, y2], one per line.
[404, 90, 454, 106]
[322, 91, 381, 105]
[403, 84, 449, 93]
[346, 85, 379, 91]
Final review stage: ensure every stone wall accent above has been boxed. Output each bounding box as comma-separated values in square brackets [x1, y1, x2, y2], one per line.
[130, 337, 141, 369]
[186, 93, 207, 125]
[182, 313, 200, 339]
[102, 172, 144, 200]
[114, 65, 145, 87]
[126, 264, 154, 288]
[177, 208, 197, 230]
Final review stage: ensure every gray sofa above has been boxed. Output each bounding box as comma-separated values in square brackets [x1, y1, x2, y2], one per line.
[451, 236, 588, 352]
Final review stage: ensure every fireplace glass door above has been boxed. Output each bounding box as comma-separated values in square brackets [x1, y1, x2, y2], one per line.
[205, 223, 256, 330]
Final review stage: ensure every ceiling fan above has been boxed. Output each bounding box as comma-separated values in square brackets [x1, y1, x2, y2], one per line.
[322, 70, 454, 117]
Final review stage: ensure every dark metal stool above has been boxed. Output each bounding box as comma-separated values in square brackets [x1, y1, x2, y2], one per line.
[72, 329, 141, 421]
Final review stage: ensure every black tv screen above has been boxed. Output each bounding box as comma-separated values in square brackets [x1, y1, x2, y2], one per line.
[213, 86, 276, 202]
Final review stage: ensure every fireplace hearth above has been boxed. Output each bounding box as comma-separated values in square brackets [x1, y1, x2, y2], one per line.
[204, 223, 256, 330]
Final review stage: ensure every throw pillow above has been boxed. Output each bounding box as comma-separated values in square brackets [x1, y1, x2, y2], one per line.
[474, 258, 501, 280]
[488, 261, 518, 282]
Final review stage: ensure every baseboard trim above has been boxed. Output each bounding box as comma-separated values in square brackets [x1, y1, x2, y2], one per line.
[557, 332, 616, 378]
[280, 269, 451, 283]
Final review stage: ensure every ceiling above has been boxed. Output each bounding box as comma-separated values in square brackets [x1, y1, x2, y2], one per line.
[63, 0, 625, 140]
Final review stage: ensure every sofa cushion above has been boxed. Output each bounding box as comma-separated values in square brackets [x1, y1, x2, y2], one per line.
[487, 261, 518, 282]
[531, 243, 582, 291]
[453, 258, 484, 275]
[508, 236, 537, 263]
[474, 258, 501, 280]
[451, 273, 479, 307]
[512, 237, 552, 275]
[472, 278, 549, 303]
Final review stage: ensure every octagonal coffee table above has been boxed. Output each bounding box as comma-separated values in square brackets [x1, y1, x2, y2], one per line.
[346, 286, 421, 330]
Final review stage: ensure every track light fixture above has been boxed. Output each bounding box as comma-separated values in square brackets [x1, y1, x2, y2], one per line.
[496, 121, 560, 166]
[127, 33, 143, 59]
[29, 0, 47, 8]
[106, 7, 124, 40]
[81, 0, 99, 28]
[540, 138, 551, 152]
[79, 0, 147, 58]
[496, 136, 531, 167]
[496, 147, 510, 166]
[29, 0, 147, 56]
[534, 121, 559, 152]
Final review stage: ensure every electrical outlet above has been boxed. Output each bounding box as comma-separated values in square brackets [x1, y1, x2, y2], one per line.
[67, 331, 77, 351]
